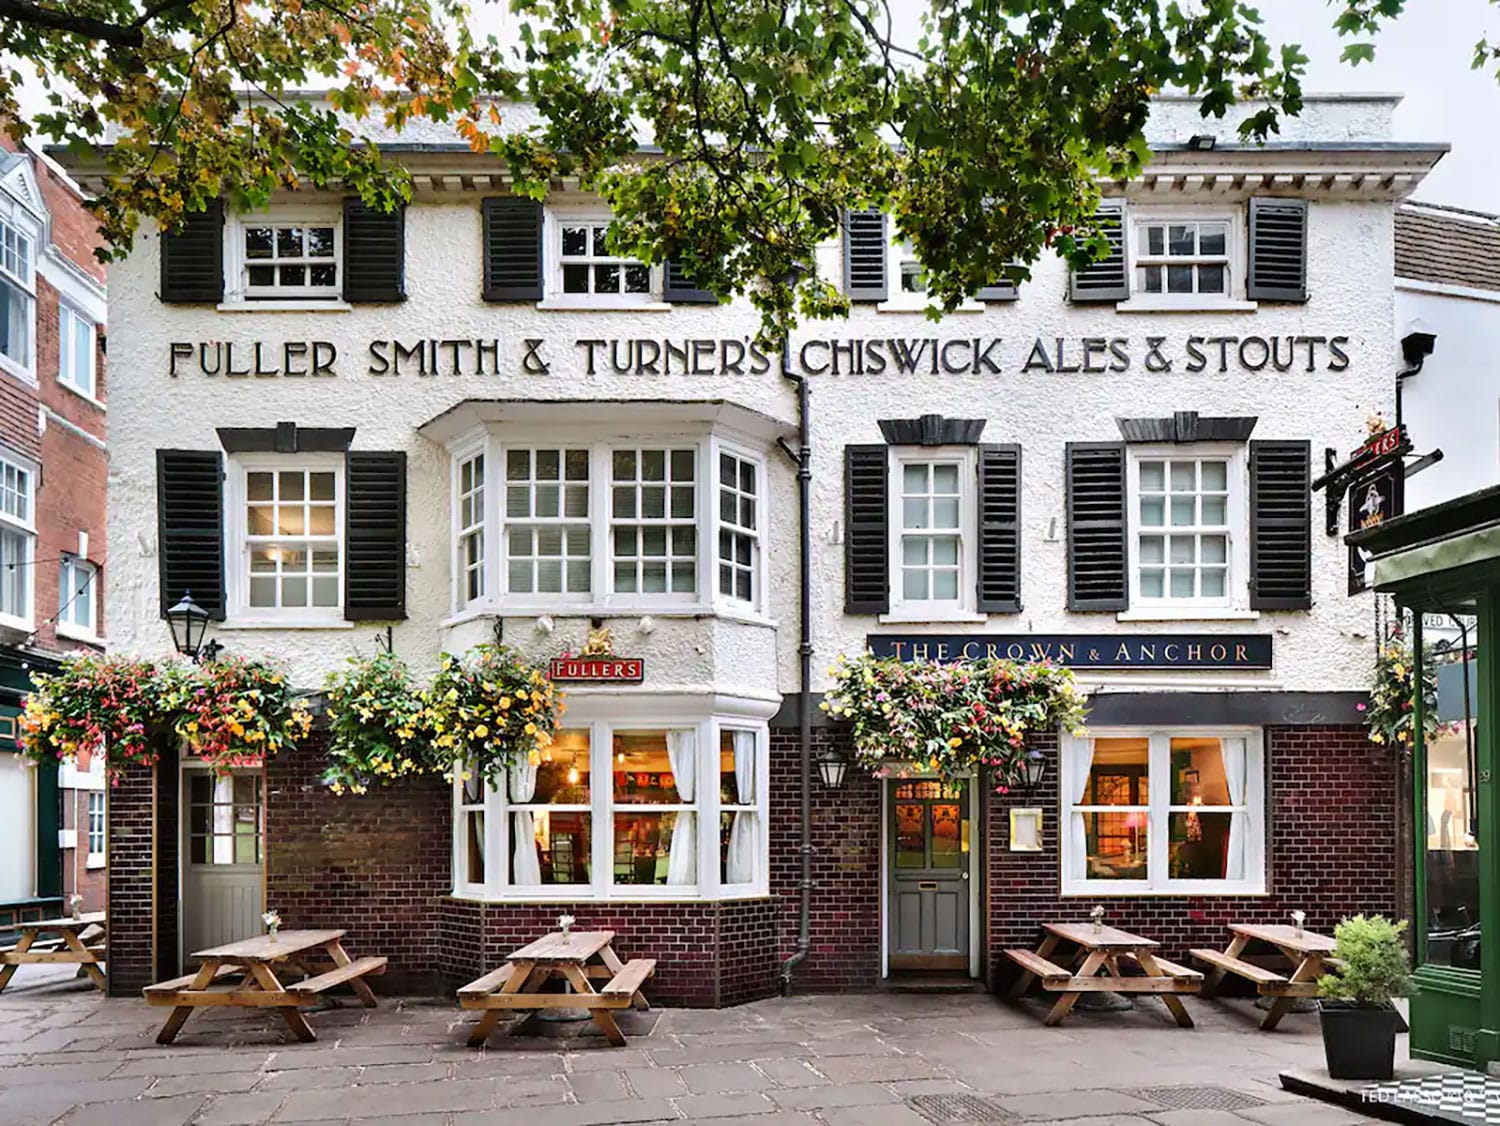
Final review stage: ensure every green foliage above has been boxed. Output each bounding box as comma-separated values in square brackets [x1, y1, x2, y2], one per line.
[0, 0, 1483, 342]
[1318, 914, 1413, 1008]
[321, 650, 435, 794]
[1362, 630, 1440, 754]
[821, 652, 1087, 787]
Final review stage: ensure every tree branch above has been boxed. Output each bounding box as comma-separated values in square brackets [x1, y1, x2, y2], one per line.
[0, 0, 146, 46]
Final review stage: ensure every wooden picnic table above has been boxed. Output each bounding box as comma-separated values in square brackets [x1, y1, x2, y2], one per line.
[0, 912, 107, 993]
[143, 929, 387, 1045]
[458, 930, 655, 1048]
[1191, 923, 1337, 1030]
[1006, 922, 1202, 1028]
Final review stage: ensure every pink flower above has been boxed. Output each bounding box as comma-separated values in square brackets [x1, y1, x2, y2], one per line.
[1356, 702, 1367, 712]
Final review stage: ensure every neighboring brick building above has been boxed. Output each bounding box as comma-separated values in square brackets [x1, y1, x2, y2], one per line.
[0, 137, 108, 936]
[67, 94, 1435, 1004]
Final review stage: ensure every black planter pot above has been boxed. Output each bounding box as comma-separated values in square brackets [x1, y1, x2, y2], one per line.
[1319, 1000, 1406, 1080]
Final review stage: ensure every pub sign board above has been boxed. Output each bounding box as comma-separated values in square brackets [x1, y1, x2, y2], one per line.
[1347, 462, 1404, 596]
[868, 634, 1273, 670]
[548, 656, 645, 683]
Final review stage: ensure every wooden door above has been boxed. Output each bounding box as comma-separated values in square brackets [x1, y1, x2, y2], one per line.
[888, 778, 971, 972]
[181, 769, 264, 958]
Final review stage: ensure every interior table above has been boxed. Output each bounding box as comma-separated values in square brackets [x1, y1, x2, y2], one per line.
[459, 929, 655, 1048]
[143, 929, 386, 1044]
[1005, 922, 1203, 1027]
[0, 912, 106, 993]
[1191, 922, 1337, 1030]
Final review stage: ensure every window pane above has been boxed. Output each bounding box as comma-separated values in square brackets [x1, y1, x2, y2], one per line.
[464, 810, 485, 884]
[306, 227, 335, 257]
[245, 228, 273, 258]
[903, 497, 927, 528]
[1201, 495, 1227, 525]
[903, 464, 926, 492]
[1140, 569, 1164, 598]
[1169, 462, 1195, 491]
[1139, 536, 1164, 564]
[1139, 266, 1162, 293]
[1168, 812, 1234, 879]
[929, 800, 967, 868]
[624, 265, 651, 293]
[309, 473, 336, 501]
[529, 729, 591, 802]
[592, 226, 609, 256]
[1167, 225, 1194, 256]
[720, 809, 759, 884]
[719, 729, 756, 804]
[931, 570, 958, 600]
[1080, 812, 1147, 880]
[1169, 568, 1195, 597]
[1145, 226, 1164, 256]
[594, 264, 620, 293]
[1169, 496, 1195, 526]
[1200, 461, 1227, 491]
[279, 266, 305, 287]
[1199, 225, 1227, 255]
[902, 569, 928, 599]
[1170, 737, 1233, 805]
[1139, 497, 1164, 527]
[518, 811, 591, 884]
[1201, 535, 1227, 563]
[562, 264, 589, 293]
[611, 730, 682, 803]
[1139, 461, 1165, 492]
[1200, 568, 1226, 598]
[895, 803, 925, 868]
[1426, 709, 1481, 968]
[1197, 264, 1225, 294]
[1083, 737, 1149, 805]
[247, 472, 274, 501]
[562, 227, 587, 256]
[276, 227, 303, 257]
[1169, 535, 1195, 564]
[612, 812, 677, 885]
[932, 497, 960, 528]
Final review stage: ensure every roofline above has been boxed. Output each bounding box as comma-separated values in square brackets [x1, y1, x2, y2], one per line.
[1399, 199, 1500, 223]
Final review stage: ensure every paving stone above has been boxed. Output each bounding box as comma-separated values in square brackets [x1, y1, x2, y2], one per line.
[567, 1068, 632, 1101]
[466, 1098, 681, 1125]
[355, 1061, 455, 1084]
[1026, 1118, 1160, 1126]
[674, 1091, 778, 1118]
[1147, 1111, 1261, 1126]
[889, 1078, 976, 1096]
[771, 1082, 902, 1110]
[271, 1044, 433, 1069]
[998, 1089, 1163, 1119]
[626, 1067, 690, 1097]
[191, 1092, 288, 1126]
[0, 1060, 124, 1084]
[255, 1066, 362, 1091]
[679, 1061, 772, 1094]
[277, 1077, 499, 1120]
[565, 1048, 653, 1071]
[115, 1052, 269, 1077]
[343, 1117, 453, 1126]
[649, 1042, 813, 1066]
[1234, 1103, 1375, 1125]
[813, 1054, 951, 1082]
[0, 1075, 153, 1114]
[59, 1094, 208, 1126]
[149, 1070, 264, 1097]
[755, 1058, 830, 1087]
[821, 1106, 931, 1126]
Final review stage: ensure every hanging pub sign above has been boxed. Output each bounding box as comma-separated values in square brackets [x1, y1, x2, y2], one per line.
[548, 655, 645, 683]
[1346, 461, 1405, 595]
[867, 634, 1273, 670]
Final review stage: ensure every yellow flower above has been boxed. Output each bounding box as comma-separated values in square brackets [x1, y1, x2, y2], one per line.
[474, 725, 489, 739]
[500, 697, 512, 710]
[525, 722, 536, 736]
[948, 737, 961, 747]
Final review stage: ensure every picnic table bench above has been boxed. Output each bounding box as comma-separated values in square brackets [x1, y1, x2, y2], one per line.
[0, 912, 107, 993]
[143, 929, 386, 1044]
[459, 929, 654, 1048]
[1006, 922, 1202, 1028]
[1190, 922, 1337, 1030]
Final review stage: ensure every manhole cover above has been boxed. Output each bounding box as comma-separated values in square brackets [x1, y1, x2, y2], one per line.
[1128, 1085, 1267, 1110]
[907, 1093, 1012, 1123]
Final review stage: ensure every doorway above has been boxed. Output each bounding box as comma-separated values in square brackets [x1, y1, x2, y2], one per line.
[885, 777, 977, 975]
[180, 767, 264, 960]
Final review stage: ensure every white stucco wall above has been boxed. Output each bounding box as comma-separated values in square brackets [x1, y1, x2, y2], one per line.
[102, 97, 1426, 702]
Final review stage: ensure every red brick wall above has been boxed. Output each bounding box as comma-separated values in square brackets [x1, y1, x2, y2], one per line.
[104, 763, 159, 996]
[60, 786, 107, 910]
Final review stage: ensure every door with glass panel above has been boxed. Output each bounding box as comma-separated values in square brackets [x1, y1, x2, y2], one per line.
[181, 768, 264, 958]
[888, 779, 971, 972]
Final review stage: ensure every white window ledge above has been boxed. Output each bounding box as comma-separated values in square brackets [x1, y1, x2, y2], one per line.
[535, 300, 673, 313]
[447, 892, 772, 905]
[1061, 884, 1267, 898]
[439, 604, 777, 629]
[1115, 297, 1258, 314]
[1115, 607, 1261, 623]
[86, 855, 106, 870]
[216, 300, 352, 313]
[0, 355, 37, 386]
[879, 609, 988, 625]
[58, 382, 105, 411]
[56, 623, 105, 646]
[217, 618, 355, 631]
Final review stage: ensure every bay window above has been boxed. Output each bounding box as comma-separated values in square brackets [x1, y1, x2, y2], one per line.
[455, 449, 487, 607]
[1061, 729, 1265, 895]
[454, 712, 769, 900]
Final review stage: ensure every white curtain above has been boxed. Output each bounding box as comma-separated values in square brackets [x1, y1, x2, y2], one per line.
[666, 730, 698, 886]
[726, 730, 757, 884]
[1222, 736, 1248, 880]
[1067, 737, 1095, 880]
[508, 756, 541, 886]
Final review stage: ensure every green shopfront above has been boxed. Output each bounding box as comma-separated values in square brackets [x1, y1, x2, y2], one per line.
[1350, 484, 1499, 1070]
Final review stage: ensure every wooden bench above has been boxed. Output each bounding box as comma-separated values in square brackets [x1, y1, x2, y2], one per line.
[143, 964, 245, 996]
[1146, 956, 1204, 982]
[286, 956, 387, 997]
[602, 958, 655, 1010]
[458, 964, 514, 999]
[1190, 948, 1288, 987]
[1004, 948, 1072, 990]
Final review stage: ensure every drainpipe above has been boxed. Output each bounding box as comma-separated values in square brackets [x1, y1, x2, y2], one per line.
[778, 339, 813, 995]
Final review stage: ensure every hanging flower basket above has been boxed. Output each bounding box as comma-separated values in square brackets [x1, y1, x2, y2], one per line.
[321, 650, 435, 794]
[1362, 631, 1440, 755]
[424, 644, 564, 788]
[821, 652, 1087, 787]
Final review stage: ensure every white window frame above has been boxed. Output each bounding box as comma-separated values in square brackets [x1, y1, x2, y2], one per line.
[885, 447, 979, 622]
[86, 790, 106, 867]
[0, 207, 37, 383]
[714, 444, 763, 609]
[224, 206, 343, 304]
[1120, 207, 1251, 311]
[57, 554, 99, 641]
[451, 702, 772, 902]
[57, 303, 96, 399]
[543, 207, 661, 309]
[1126, 443, 1247, 614]
[225, 453, 345, 625]
[452, 438, 489, 612]
[0, 449, 37, 631]
[1060, 727, 1266, 896]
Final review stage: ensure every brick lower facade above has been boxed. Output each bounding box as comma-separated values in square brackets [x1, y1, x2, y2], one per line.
[105, 719, 1396, 1003]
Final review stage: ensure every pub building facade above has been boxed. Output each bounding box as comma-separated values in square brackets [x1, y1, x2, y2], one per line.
[68, 95, 1448, 1002]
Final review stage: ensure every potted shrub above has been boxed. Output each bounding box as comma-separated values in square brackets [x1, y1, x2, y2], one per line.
[1318, 914, 1412, 1079]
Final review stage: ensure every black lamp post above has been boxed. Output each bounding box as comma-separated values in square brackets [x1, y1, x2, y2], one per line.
[1016, 751, 1049, 795]
[816, 748, 849, 789]
[165, 591, 220, 662]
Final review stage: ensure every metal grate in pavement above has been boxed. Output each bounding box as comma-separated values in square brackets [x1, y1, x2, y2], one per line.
[1127, 1085, 1267, 1110]
[906, 1093, 1013, 1123]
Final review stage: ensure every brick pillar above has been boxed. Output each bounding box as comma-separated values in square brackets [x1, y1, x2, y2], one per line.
[105, 760, 157, 996]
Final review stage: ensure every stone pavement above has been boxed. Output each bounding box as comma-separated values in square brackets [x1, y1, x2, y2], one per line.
[0, 970, 1388, 1125]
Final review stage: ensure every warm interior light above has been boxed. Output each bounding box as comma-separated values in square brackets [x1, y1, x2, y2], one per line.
[566, 767, 580, 785]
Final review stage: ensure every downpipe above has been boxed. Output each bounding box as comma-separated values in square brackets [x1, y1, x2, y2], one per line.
[778, 344, 813, 995]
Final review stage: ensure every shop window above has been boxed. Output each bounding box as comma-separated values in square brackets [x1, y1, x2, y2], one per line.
[455, 449, 487, 608]
[229, 210, 340, 301]
[230, 456, 343, 621]
[1062, 730, 1264, 895]
[58, 555, 98, 638]
[58, 304, 96, 398]
[86, 791, 106, 866]
[552, 215, 656, 305]
[1425, 642, 1481, 969]
[0, 453, 34, 628]
[0, 214, 34, 379]
[455, 714, 768, 900]
[1128, 446, 1244, 610]
[890, 451, 974, 617]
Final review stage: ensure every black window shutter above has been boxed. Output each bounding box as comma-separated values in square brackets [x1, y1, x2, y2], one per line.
[159, 200, 224, 304]
[482, 198, 544, 301]
[342, 198, 406, 303]
[844, 444, 889, 614]
[977, 444, 1022, 613]
[1249, 439, 1312, 610]
[1065, 442, 1128, 611]
[156, 450, 225, 619]
[1068, 201, 1128, 303]
[843, 209, 888, 302]
[664, 259, 717, 304]
[345, 451, 407, 620]
[1247, 198, 1309, 303]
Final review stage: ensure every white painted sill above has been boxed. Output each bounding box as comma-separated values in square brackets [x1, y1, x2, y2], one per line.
[86, 855, 106, 870]
[218, 618, 356, 631]
[1114, 297, 1258, 314]
[1115, 607, 1262, 623]
[447, 890, 772, 905]
[216, 300, 353, 313]
[535, 299, 673, 313]
[1060, 883, 1268, 898]
[57, 381, 105, 411]
[0, 354, 38, 386]
[439, 604, 778, 629]
[879, 609, 988, 625]
[56, 624, 105, 646]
